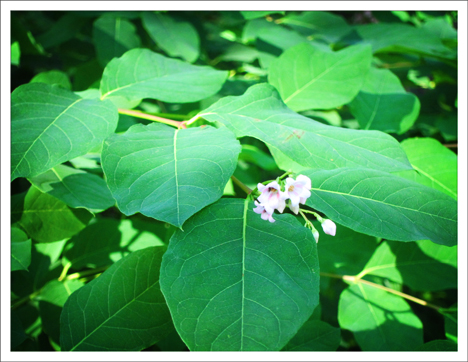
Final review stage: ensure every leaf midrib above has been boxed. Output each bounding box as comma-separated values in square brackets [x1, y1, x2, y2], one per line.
[240, 198, 249, 350]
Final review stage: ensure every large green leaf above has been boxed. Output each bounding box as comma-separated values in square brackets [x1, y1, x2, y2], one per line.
[11, 227, 32, 271]
[93, 14, 141, 67]
[417, 239, 457, 268]
[18, 186, 92, 243]
[282, 320, 341, 351]
[28, 164, 115, 213]
[348, 67, 421, 134]
[142, 12, 200, 63]
[356, 241, 457, 291]
[268, 43, 372, 111]
[338, 283, 423, 351]
[101, 123, 241, 227]
[60, 246, 172, 351]
[200, 83, 412, 173]
[303, 167, 457, 246]
[355, 23, 456, 60]
[160, 198, 320, 351]
[100, 48, 227, 102]
[395, 137, 457, 200]
[11, 83, 118, 181]
[63, 217, 166, 269]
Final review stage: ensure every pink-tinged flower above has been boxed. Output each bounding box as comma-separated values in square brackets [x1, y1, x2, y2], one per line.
[321, 219, 336, 236]
[312, 229, 320, 243]
[257, 181, 287, 214]
[284, 175, 312, 214]
[253, 201, 275, 223]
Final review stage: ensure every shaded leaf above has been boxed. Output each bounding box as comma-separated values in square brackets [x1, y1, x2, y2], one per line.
[11, 83, 118, 181]
[18, 187, 92, 243]
[417, 239, 456, 268]
[282, 319, 340, 351]
[142, 12, 200, 63]
[30, 70, 71, 90]
[348, 67, 421, 134]
[93, 14, 141, 67]
[11, 227, 32, 271]
[338, 283, 423, 351]
[269, 43, 372, 111]
[29, 164, 115, 213]
[415, 339, 457, 351]
[36, 13, 88, 49]
[100, 48, 227, 103]
[443, 305, 457, 343]
[200, 83, 412, 173]
[11, 310, 28, 349]
[60, 246, 173, 351]
[240, 11, 284, 20]
[102, 123, 241, 227]
[303, 167, 457, 246]
[160, 198, 320, 351]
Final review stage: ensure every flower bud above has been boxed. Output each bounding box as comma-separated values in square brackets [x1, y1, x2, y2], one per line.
[321, 219, 336, 236]
[312, 229, 320, 243]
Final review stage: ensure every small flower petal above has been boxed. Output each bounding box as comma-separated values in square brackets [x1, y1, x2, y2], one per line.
[321, 219, 336, 236]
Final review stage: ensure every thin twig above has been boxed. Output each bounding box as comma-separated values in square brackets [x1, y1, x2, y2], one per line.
[118, 108, 185, 128]
[231, 175, 252, 195]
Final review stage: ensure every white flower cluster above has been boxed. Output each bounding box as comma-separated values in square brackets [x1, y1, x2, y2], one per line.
[253, 175, 312, 222]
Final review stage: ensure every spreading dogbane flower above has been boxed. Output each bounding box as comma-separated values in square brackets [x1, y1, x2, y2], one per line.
[253, 201, 275, 223]
[321, 219, 336, 236]
[257, 181, 287, 214]
[283, 175, 312, 214]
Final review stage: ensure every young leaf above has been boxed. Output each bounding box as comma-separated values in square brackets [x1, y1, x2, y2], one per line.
[200, 83, 412, 173]
[395, 137, 457, 200]
[93, 14, 141, 67]
[100, 48, 227, 102]
[11, 227, 32, 271]
[160, 199, 320, 351]
[282, 320, 341, 351]
[18, 187, 92, 243]
[60, 246, 173, 351]
[30, 70, 72, 90]
[338, 283, 423, 351]
[268, 43, 372, 111]
[303, 167, 457, 246]
[28, 164, 115, 213]
[101, 123, 241, 227]
[142, 12, 200, 63]
[11, 83, 118, 181]
[348, 67, 421, 134]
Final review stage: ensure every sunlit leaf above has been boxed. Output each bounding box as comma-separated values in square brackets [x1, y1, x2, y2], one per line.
[30, 70, 71, 90]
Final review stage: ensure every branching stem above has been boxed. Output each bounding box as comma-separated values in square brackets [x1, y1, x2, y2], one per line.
[118, 108, 187, 129]
[231, 175, 252, 195]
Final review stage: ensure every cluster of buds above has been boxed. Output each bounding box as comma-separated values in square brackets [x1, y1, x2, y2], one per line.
[252, 173, 336, 243]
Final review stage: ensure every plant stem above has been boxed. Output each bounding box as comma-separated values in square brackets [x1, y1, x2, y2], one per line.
[231, 175, 252, 195]
[118, 108, 186, 129]
[65, 265, 110, 281]
[320, 272, 442, 311]
[11, 290, 42, 310]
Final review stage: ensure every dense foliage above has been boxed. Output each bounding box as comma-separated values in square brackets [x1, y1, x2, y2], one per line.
[11, 10, 458, 352]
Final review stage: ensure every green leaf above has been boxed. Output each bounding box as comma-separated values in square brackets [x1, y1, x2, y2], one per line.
[200, 83, 412, 173]
[28, 164, 115, 213]
[63, 218, 166, 269]
[18, 186, 92, 243]
[36, 13, 88, 49]
[281, 11, 352, 43]
[142, 12, 200, 63]
[268, 43, 372, 111]
[317, 223, 378, 276]
[356, 241, 457, 291]
[348, 67, 421, 134]
[282, 320, 341, 351]
[11, 227, 32, 271]
[30, 70, 72, 90]
[416, 340, 457, 351]
[60, 246, 173, 351]
[395, 138, 457, 200]
[240, 11, 284, 20]
[238, 144, 278, 171]
[11, 310, 28, 348]
[100, 48, 227, 102]
[444, 305, 457, 343]
[354, 23, 456, 60]
[93, 14, 141, 67]
[102, 123, 241, 227]
[338, 283, 423, 351]
[11, 83, 118, 181]
[38, 279, 84, 346]
[303, 167, 457, 246]
[160, 199, 320, 351]
[11, 41, 21, 66]
[417, 239, 456, 268]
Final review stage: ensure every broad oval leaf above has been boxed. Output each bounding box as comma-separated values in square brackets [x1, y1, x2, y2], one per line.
[282, 319, 341, 351]
[268, 43, 372, 111]
[18, 186, 92, 243]
[303, 167, 457, 246]
[100, 48, 228, 102]
[11, 83, 118, 181]
[142, 12, 200, 63]
[28, 164, 115, 213]
[101, 123, 241, 227]
[338, 283, 423, 351]
[348, 67, 421, 134]
[60, 246, 173, 351]
[160, 198, 320, 351]
[395, 137, 457, 200]
[200, 83, 412, 173]
[11, 227, 32, 271]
